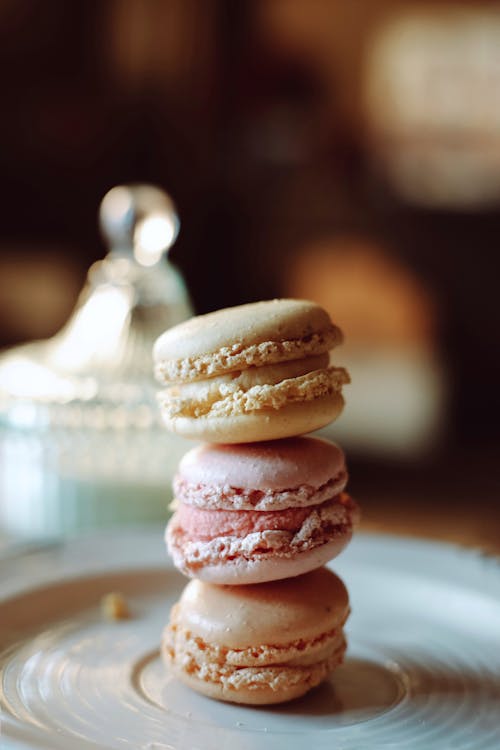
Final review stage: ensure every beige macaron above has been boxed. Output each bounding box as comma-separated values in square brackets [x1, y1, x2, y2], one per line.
[153, 299, 349, 443]
[163, 566, 349, 705]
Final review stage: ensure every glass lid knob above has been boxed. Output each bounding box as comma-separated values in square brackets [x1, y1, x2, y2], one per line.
[99, 184, 180, 267]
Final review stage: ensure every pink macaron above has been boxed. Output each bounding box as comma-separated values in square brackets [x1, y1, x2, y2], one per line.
[166, 437, 359, 585]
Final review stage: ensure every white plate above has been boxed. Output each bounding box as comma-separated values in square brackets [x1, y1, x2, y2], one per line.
[1, 530, 500, 750]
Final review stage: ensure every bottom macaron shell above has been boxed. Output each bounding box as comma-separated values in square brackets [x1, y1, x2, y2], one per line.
[162, 637, 347, 705]
[159, 392, 344, 443]
[176, 533, 352, 585]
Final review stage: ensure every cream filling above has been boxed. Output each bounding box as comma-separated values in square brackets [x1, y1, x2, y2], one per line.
[154, 327, 342, 383]
[167, 498, 352, 569]
[173, 471, 349, 511]
[158, 365, 349, 420]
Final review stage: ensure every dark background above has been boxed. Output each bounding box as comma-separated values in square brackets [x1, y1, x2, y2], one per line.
[0, 0, 498, 546]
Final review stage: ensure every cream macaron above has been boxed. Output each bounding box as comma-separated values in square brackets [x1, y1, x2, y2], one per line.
[153, 299, 349, 443]
[163, 566, 349, 705]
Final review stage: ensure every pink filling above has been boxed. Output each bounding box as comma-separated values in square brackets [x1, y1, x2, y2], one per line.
[176, 502, 316, 541]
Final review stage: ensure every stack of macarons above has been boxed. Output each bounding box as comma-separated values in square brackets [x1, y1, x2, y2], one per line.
[153, 299, 359, 705]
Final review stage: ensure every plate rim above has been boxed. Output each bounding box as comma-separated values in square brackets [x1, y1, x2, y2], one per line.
[1, 529, 500, 750]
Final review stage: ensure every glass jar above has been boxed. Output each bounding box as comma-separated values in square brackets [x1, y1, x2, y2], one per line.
[0, 185, 193, 538]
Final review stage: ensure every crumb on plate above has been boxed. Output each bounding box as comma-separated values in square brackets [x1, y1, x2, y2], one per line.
[101, 592, 130, 621]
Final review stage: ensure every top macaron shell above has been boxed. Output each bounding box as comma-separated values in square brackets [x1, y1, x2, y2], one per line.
[174, 436, 348, 511]
[171, 566, 349, 649]
[153, 298, 342, 382]
[153, 299, 349, 443]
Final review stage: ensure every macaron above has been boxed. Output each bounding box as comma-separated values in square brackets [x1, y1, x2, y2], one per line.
[166, 437, 358, 584]
[163, 566, 349, 705]
[153, 298, 349, 443]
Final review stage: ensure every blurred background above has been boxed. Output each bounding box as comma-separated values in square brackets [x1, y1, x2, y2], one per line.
[0, 0, 498, 548]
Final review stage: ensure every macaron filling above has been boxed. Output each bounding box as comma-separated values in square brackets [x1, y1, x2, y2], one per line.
[154, 327, 342, 384]
[158, 363, 349, 420]
[176, 502, 315, 539]
[166, 494, 357, 572]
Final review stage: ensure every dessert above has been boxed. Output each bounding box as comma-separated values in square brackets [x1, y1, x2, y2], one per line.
[154, 299, 349, 443]
[163, 566, 349, 705]
[167, 437, 358, 584]
[154, 298, 357, 704]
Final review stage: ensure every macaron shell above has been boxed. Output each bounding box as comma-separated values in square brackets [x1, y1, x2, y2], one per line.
[168, 666, 312, 705]
[166, 645, 346, 706]
[173, 567, 349, 648]
[177, 437, 346, 494]
[153, 299, 342, 382]
[174, 471, 347, 511]
[163, 636, 347, 705]
[171, 533, 353, 585]
[159, 391, 344, 443]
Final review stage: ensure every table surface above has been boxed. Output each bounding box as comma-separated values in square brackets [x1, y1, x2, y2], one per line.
[352, 446, 500, 555]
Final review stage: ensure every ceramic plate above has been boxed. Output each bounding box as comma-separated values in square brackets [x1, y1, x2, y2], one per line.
[1, 529, 499, 750]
